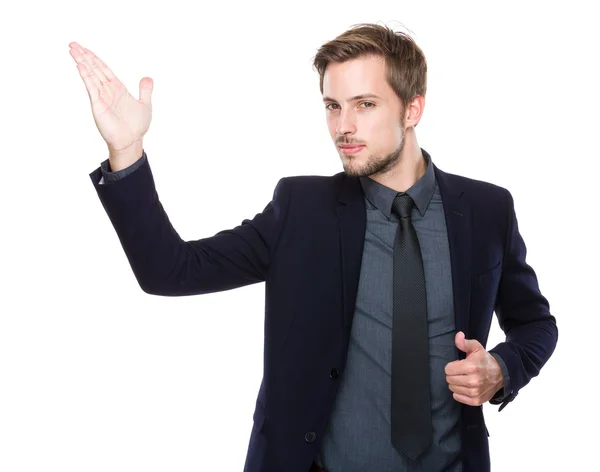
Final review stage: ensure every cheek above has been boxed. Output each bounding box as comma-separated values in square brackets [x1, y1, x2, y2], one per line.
[326, 117, 337, 137]
[379, 124, 402, 151]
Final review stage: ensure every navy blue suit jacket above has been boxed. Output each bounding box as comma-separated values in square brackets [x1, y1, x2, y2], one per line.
[90, 151, 557, 472]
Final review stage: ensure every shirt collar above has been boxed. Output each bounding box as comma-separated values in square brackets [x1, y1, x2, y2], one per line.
[359, 148, 436, 219]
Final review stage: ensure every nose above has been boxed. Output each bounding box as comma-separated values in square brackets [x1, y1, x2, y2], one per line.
[336, 110, 356, 136]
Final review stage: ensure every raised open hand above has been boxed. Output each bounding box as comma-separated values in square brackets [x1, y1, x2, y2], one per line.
[69, 42, 153, 154]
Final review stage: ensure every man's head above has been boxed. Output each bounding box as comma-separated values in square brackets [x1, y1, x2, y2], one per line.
[312, 23, 427, 177]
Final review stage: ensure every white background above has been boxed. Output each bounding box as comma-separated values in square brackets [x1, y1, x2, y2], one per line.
[1, 0, 598, 470]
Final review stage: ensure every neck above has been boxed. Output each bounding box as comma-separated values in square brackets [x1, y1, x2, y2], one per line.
[368, 127, 426, 193]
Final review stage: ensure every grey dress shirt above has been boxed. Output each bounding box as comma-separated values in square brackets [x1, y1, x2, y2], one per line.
[96, 150, 510, 472]
[314, 150, 510, 472]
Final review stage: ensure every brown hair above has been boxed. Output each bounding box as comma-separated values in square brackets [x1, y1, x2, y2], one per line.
[312, 23, 427, 111]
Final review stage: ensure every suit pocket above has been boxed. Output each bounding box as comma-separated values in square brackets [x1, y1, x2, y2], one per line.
[475, 260, 501, 293]
[474, 259, 501, 281]
[472, 260, 502, 320]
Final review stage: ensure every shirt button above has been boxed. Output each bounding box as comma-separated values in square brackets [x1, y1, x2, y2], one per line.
[305, 431, 317, 443]
[330, 368, 340, 379]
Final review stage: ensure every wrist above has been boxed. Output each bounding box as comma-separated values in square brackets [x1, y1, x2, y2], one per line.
[490, 354, 504, 390]
[108, 140, 144, 172]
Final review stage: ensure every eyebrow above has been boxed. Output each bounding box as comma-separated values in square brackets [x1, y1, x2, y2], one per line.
[322, 93, 383, 103]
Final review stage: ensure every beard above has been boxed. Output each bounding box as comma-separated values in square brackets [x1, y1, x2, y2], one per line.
[340, 126, 405, 178]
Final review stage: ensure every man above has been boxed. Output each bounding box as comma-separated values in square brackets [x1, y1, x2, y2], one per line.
[73, 22, 557, 472]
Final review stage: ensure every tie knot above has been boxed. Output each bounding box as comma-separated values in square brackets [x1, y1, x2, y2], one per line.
[392, 193, 414, 219]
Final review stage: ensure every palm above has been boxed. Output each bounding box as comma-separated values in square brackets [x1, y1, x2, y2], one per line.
[69, 42, 153, 152]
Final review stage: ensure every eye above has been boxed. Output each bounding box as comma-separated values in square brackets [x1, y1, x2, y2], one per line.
[325, 102, 375, 110]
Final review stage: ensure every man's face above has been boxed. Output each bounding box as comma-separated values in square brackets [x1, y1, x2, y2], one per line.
[322, 54, 406, 177]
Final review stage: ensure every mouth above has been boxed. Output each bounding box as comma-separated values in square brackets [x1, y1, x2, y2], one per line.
[339, 145, 365, 155]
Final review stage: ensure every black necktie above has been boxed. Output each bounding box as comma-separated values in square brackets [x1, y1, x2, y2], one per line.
[390, 193, 432, 460]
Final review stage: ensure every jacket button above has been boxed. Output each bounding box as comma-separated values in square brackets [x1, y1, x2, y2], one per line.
[305, 431, 317, 443]
[330, 368, 340, 379]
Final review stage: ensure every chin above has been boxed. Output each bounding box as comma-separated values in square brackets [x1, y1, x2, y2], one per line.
[341, 155, 376, 177]
[342, 163, 371, 177]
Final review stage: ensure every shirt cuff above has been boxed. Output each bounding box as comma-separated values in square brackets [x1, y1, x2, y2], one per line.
[99, 150, 147, 184]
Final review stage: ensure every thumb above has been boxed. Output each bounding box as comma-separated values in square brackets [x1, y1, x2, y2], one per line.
[455, 331, 478, 354]
[139, 77, 153, 106]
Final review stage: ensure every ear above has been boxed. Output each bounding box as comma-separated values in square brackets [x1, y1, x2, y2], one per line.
[404, 95, 425, 128]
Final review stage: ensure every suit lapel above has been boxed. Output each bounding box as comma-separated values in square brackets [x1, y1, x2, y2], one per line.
[335, 175, 366, 342]
[335, 162, 473, 361]
[433, 164, 472, 360]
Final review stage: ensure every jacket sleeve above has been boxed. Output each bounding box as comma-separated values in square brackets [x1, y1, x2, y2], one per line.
[488, 190, 558, 411]
[89, 151, 290, 296]
[489, 352, 511, 402]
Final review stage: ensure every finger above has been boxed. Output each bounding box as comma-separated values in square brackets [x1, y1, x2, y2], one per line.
[69, 44, 86, 65]
[454, 331, 466, 353]
[448, 383, 478, 397]
[71, 46, 101, 99]
[446, 374, 482, 388]
[452, 392, 481, 407]
[82, 46, 116, 84]
[74, 61, 99, 103]
[92, 53, 116, 82]
[445, 360, 477, 376]
[464, 337, 482, 353]
[78, 47, 105, 90]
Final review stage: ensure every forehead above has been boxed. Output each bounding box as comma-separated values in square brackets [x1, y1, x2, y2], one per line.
[322, 55, 391, 99]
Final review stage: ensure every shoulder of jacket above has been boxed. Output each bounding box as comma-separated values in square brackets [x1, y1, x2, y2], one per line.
[438, 168, 512, 206]
[277, 171, 345, 191]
